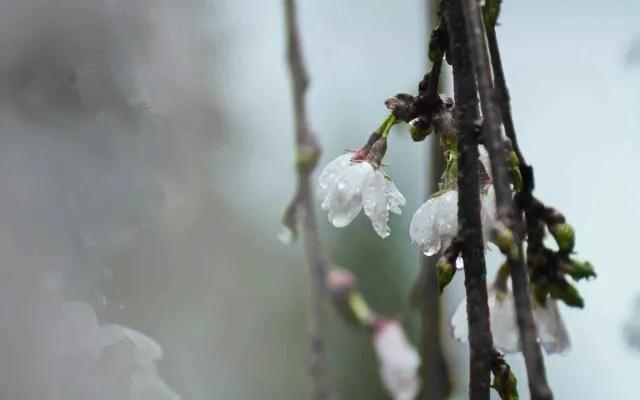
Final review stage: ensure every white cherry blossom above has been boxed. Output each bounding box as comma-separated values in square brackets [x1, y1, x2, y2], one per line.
[450, 286, 520, 353]
[46, 302, 181, 400]
[372, 319, 421, 400]
[450, 288, 570, 355]
[317, 153, 405, 238]
[410, 185, 496, 256]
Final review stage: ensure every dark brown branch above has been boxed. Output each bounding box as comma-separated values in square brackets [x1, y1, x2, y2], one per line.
[416, 1, 451, 398]
[442, 1, 493, 398]
[283, 1, 333, 399]
[461, 1, 553, 399]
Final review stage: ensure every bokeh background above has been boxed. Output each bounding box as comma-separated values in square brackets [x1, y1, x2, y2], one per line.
[1, 0, 639, 399]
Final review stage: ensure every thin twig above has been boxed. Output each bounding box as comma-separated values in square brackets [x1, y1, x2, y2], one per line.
[461, 1, 553, 399]
[416, 1, 451, 399]
[442, 1, 494, 398]
[283, 1, 333, 399]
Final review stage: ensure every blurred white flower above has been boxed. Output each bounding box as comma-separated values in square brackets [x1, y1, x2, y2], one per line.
[533, 298, 571, 354]
[47, 302, 181, 400]
[450, 288, 570, 355]
[317, 153, 405, 238]
[410, 185, 496, 256]
[450, 286, 520, 353]
[372, 319, 421, 400]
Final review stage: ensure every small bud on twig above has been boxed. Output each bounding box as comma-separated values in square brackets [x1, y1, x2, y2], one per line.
[549, 223, 575, 254]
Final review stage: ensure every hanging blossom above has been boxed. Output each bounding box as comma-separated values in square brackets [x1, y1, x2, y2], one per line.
[372, 318, 421, 400]
[450, 286, 570, 355]
[410, 145, 496, 256]
[46, 302, 181, 400]
[317, 117, 405, 238]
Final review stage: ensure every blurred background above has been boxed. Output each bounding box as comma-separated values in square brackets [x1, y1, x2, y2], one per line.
[1, 0, 639, 399]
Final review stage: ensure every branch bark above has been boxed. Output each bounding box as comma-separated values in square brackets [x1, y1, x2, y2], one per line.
[442, 1, 493, 398]
[461, 1, 553, 399]
[283, 1, 333, 399]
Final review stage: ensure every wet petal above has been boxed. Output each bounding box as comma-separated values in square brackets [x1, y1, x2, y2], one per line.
[363, 171, 391, 238]
[317, 153, 352, 209]
[327, 162, 372, 227]
[450, 296, 469, 344]
[489, 289, 521, 353]
[534, 299, 571, 355]
[373, 320, 420, 400]
[386, 179, 406, 215]
[480, 184, 497, 242]
[410, 199, 439, 255]
[411, 190, 458, 256]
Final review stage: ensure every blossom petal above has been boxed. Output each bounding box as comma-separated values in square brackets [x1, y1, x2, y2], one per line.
[480, 184, 497, 242]
[362, 171, 391, 238]
[327, 162, 372, 227]
[450, 296, 469, 344]
[410, 190, 458, 256]
[386, 179, 406, 215]
[489, 289, 521, 353]
[317, 153, 351, 209]
[534, 299, 571, 355]
[373, 320, 421, 400]
[478, 145, 492, 178]
[451, 287, 521, 354]
[434, 190, 458, 250]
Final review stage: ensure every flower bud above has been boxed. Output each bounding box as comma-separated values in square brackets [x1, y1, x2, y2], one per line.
[549, 280, 584, 308]
[384, 93, 416, 121]
[507, 151, 523, 192]
[372, 318, 421, 400]
[563, 259, 596, 281]
[365, 137, 388, 167]
[490, 351, 519, 400]
[436, 257, 456, 292]
[352, 131, 382, 161]
[409, 116, 433, 142]
[494, 223, 518, 259]
[532, 283, 549, 307]
[326, 269, 355, 294]
[549, 223, 575, 253]
[295, 142, 321, 173]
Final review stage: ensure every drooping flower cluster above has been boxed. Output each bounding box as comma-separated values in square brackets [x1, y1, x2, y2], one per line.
[372, 318, 421, 400]
[450, 286, 570, 355]
[318, 152, 405, 239]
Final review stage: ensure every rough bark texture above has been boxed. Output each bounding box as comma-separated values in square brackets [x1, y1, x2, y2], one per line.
[283, 1, 333, 399]
[442, 1, 493, 398]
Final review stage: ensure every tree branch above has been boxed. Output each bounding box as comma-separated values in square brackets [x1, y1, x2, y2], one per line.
[416, 1, 451, 398]
[282, 1, 333, 399]
[442, 1, 493, 398]
[461, 1, 553, 399]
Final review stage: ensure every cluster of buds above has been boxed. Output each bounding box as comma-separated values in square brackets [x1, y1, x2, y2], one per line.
[385, 90, 455, 142]
[522, 197, 596, 308]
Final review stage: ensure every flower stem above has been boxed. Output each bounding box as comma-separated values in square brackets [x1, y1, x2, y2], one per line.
[380, 114, 398, 138]
[283, 1, 334, 399]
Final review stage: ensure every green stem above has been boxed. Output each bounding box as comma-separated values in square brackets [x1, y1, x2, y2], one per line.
[380, 114, 398, 138]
